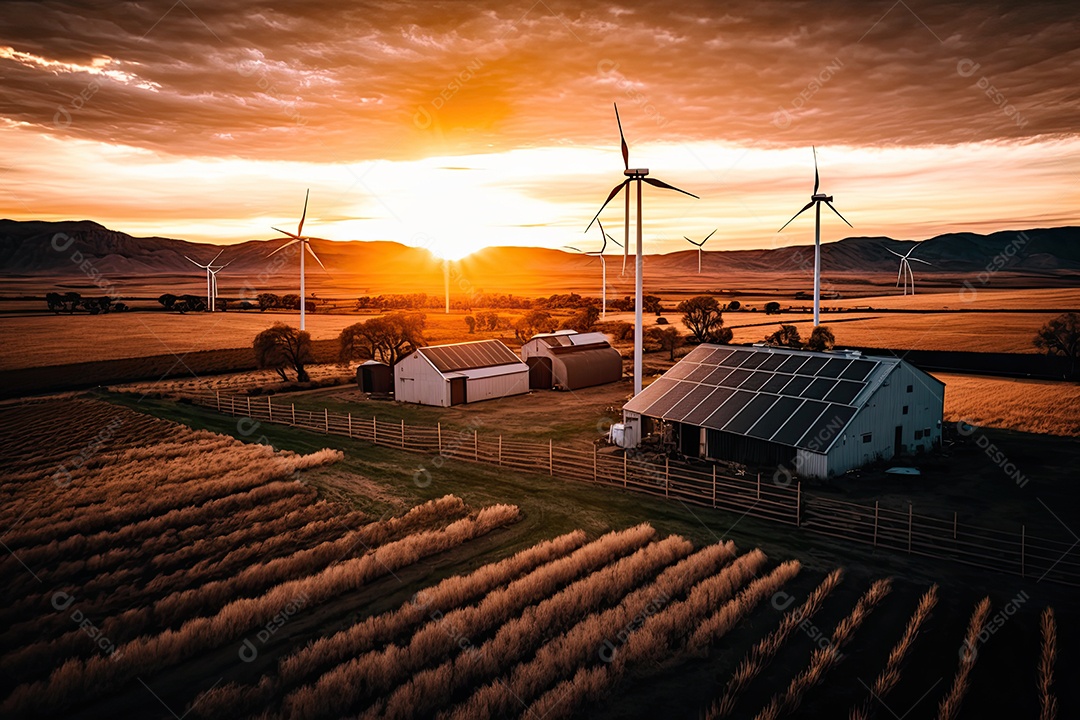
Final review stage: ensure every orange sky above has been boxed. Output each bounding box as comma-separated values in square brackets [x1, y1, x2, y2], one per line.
[1, 1, 1077, 258]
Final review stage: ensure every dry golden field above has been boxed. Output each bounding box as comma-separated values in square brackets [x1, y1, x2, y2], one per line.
[933, 372, 1080, 437]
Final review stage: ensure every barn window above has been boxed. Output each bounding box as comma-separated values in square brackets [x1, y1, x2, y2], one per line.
[906, 384, 913, 392]
[914, 429, 923, 439]
[861, 433, 872, 443]
[923, 427, 931, 437]
[902, 405, 909, 415]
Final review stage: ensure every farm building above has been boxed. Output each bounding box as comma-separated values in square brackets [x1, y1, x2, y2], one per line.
[356, 360, 392, 394]
[520, 330, 624, 390]
[394, 339, 530, 407]
[620, 344, 944, 479]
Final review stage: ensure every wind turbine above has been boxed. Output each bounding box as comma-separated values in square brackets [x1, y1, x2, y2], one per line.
[887, 245, 931, 295]
[207, 259, 232, 311]
[184, 249, 223, 312]
[684, 229, 717, 274]
[564, 219, 616, 320]
[777, 147, 852, 327]
[587, 103, 698, 396]
[269, 189, 329, 331]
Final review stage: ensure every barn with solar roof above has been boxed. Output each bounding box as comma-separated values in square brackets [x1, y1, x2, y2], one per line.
[620, 344, 944, 478]
[394, 339, 530, 407]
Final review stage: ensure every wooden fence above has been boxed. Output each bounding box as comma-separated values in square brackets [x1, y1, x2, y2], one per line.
[194, 391, 1079, 587]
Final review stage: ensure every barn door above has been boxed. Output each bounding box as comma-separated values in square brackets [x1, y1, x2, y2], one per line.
[527, 357, 553, 389]
[449, 377, 468, 406]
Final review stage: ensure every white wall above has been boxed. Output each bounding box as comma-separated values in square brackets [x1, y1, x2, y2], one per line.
[394, 352, 449, 406]
[466, 370, 530, 403]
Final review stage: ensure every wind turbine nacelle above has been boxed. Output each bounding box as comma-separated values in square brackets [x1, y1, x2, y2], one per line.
[811, 193, 833, 201]
[624, 168, 650, 176]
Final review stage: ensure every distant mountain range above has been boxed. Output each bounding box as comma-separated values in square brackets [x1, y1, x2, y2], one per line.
[1, 220, 1076, 296]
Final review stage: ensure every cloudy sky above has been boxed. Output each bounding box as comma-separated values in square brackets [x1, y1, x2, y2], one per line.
[1, 0, 1077, 257]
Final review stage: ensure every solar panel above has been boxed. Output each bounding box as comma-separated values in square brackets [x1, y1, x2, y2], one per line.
[703, 347, 736, 365]
[722, 394, 780, 435]
[747, 396, 804, 440]
[724, 349, 754, 367]
[840, 359, 877, 381]
[824, 379, 863, 405]
[685, 364, 717, 383]
[776, 355, 808, 374]
[643, 381, 696, 417]
[759, 374, 793, 394]
[779, 375, 813, 396]
[801, 378, 837, 400]
[720, 368, 753, 388]
[772, 399, 829, 446]
[682, 386, 735, 425]
[422, 340, 521, 372]
[622, 377, 678, 415]
[665, 383, 717, 421]
[757, 353, 789, 372]
[795, 356, 828, 376]
[683, 346, 714, 363]
[701, 390, 756, 430]
[737, 352, 771, 369]
[664, 362, 698, 380]
[817, 358, 852, 378]
[703, 366, 735, 385]
[797, 404, 857, 450]
[740, 371, 773, 392]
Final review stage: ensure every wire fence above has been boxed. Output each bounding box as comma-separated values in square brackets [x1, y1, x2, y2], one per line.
[194, 391, 1079, 587]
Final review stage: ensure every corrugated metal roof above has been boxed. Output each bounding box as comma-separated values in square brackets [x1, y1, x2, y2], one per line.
[418, 339, 525, 374]
[624, 344, 897, 453]
[532, 331, 612, 349]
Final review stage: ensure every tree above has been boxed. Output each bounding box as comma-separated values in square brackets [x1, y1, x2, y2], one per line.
[464, 315, 476, 333]
[257, 293, 280, 312]
[560, 305, 600, 333]
[764, 301, 781, 315]
[643, 295, 663, 315]
[1034, 312, 1080, 377]
[63, 292, 81, 314]
[765, 324, 802, 348]
[45, 292, 64, 314]
[647, 325, 684, 361]
[727, 300, 741, 311]
[281, 294, 300, 310]
[677, 296, 733, 344]
[806, 325, 836, 352]
[113, 302, 128, 312]
[514, 310, 557, 341]
[339, 312, 427, 366]
[158, 293, 177, 310]
[254, 323, 314, 382]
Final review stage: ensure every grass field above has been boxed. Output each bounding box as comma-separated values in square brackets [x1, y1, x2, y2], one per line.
[936, 372, 1080, 437]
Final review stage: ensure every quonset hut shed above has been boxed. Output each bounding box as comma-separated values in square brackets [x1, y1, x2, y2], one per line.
[620, 344, 944, 478]
[520, 330, 623, 390]
[394, 339, 529, 407]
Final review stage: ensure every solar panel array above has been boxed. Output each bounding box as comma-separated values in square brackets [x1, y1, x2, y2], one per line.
[623, 345, 884, 452]
[420, 340, 523, 373]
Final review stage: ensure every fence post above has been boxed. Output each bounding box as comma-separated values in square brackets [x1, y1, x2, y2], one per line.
[247, 397, 252, 417]
[907, 503, 913, 554]
[665, 456, 669, 498]
[438, 423, 442, 454]
[498, 435, 502, 466]
[756, 472, 761, 500]
[268, 397, 273, 422]
[549, 439, 553, 476]
[712, 465, 716, 508]
[593, 445, 597, 482]
[474, 430, 478, 461]
[796, 482, 801, 527]
[623, 453, 628, 488]
[401, 419, 405, 448]
[216, 390, 221, 411]
[230, 396, 236, 415]
[291, 403, 296, 425]
[873, 501, 879, 547]
[348, 412, 352, 437]
[325, 409, 329, 433]
[1021, 525, 1026, 578]
[373, 417, 377, 444]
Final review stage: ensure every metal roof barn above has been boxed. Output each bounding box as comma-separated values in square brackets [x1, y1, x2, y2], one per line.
[520, 330, 624, 390]
[394, 339, 530, 406]
[621, 344, 944, 479]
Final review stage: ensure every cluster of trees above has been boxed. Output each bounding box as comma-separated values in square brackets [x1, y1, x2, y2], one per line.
[762, 324, 836, 352]
[253, 323, 315, 382]
[158, 294, 236, 313]
[462, 306, 603, 340]
[354, 292, 629, 312]
[1034, 312, 1080, 377]
[339, 312, 427, 366]
[256, 293, 315, 313]
[608, 295, 663, 314]
[46, 292, 127, 314]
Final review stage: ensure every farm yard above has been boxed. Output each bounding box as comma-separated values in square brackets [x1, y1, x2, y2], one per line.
[0, 394, 1073, 718]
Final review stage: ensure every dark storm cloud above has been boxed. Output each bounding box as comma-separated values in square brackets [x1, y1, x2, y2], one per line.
[0, 0, 1076, 161]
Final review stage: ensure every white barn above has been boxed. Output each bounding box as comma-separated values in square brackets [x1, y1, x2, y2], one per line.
[394, 339, 530, 407]
[621, 344, 944, 479]
[520, 330, 623, 390]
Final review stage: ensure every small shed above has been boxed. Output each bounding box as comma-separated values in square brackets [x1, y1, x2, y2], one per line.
[356, 360, 392, 394]
[520, 330, 623, 390]
[621, 344, 944, 479]
[394, 339, 530, 407]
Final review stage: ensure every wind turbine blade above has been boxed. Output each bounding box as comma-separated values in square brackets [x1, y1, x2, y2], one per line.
[298, 189, 309, 236]
[812, 146, 820, 195]
[614, 103, 629, 170]
[685, 237, 705, 247]
[606, 233, 621, 248]
[209, 249, 224, 264]
[272, 226, 302, 240]
[777, 201, 815, 232]
[564, 246, 583, 253]
[824, 200, 852, 227]
[305, 241, 327, 271]
[585, 180, 631, 232]
[642, 177, 699, 199]
[885, 247, 906, 259]
[268, 238, 301, 257]
[597, 219, 608, 253]
[183, 255, 205, 268]
[909, 257, 932, 265]
[703, 228, 717, 243]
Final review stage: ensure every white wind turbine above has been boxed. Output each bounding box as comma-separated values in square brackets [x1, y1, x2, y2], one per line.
[184, 249, 223, 312]
[684, 228, 717, 274]
[587, 104, 698, 396]
[207, 259, 232, 311]
[564, 219, 618, 320]
[269, 189, 330, 331]
[887, 244, 931, 295]
[777, 147, 852, 327]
